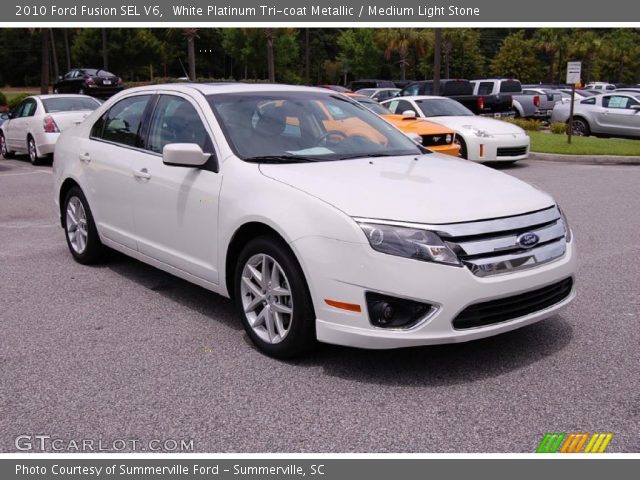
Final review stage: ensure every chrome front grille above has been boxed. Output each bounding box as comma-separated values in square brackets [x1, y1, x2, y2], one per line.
[433, 206, 567, 277]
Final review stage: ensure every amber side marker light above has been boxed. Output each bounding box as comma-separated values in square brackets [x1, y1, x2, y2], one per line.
[324, 299, 362, 312]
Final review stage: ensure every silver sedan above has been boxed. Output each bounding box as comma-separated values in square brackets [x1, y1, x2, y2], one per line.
[550, 92, 640, 138]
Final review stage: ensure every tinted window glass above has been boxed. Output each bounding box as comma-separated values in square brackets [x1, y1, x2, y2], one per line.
[402, 84, 421, 96]
[441, 81, 473, 96]
[477, 82, 494, 95]
[42, 97, 100, 113]
[415, 98, 474, 117]
[147, 95, 211, 154]
[499, 80, 522, 93]
[94, 95, 151, 147]
[581, 98, 596, 105]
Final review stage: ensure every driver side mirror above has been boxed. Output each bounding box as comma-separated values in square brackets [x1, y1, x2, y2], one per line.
[402, 110, 417, 119]
[631, 105, 640, 112]
[162, 143, 210, 167]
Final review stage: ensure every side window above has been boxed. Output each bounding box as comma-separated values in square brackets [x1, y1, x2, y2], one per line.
[581, 98, 596, 105]
[147, 95, 211, 154]
[602, 95, 637, 109]
[386, 100, 400, 113]
[64, 71, 75, 79]
[92, 95, 151, 147]
[478, 82, 494, 95]
[19, 100, 37, 118]
[403, 84, 420, 96]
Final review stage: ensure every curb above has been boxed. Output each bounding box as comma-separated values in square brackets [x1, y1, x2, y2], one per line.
[529, 152, 640, 165]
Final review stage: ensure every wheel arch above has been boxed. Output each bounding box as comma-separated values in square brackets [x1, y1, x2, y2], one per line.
[224, 222, 294, 300]
[58, 178, 82, 226]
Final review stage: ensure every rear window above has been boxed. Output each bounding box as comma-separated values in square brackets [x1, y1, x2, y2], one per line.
[42, 97, 100, 113]
[82, 69, 116, 77]
[500, 80, 522, 93]
[441, 80, 473, 96]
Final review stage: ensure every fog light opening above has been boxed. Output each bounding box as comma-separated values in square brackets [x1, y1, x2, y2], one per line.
[366, 292, 433, 329]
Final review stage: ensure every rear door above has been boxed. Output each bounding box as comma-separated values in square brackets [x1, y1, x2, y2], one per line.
[130, 92, 222, 284]
[6, 98, 37, 151]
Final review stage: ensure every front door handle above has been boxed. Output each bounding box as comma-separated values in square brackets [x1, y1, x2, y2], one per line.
[79, 152, 91, 163]
[133, 168, 152, 181]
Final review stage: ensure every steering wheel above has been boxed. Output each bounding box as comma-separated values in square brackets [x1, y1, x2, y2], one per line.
[317, 130, 348, 146]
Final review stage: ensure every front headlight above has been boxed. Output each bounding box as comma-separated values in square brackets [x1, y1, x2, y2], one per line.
[462, 125, 493, 138]
[358, 223, 461, 266]
[445, 134, 453, 143]
[559, 207, 572, 243]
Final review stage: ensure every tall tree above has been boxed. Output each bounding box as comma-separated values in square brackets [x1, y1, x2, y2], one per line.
[40, 29, 49, 94]
[63, 29, 71, 71]
[49, 29, 59, 80]
[265, 28, 275, 82]
[101, 28, 108, 70]
[182, 28, 199, 80]
[337, 29, 383, 81]
[377, 29, 426, 80]
[490, 31, 543, 83]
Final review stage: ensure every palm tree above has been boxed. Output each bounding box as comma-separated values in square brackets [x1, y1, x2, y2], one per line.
[182, 28, 199, 80]
[534, 29, 568, 83]
[40, 29, 49, 94]
[264, 28, 275, 82]
[377, 29, 427, 81]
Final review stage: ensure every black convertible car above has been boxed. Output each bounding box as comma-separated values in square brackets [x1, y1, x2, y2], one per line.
[53, 68, 124, 97]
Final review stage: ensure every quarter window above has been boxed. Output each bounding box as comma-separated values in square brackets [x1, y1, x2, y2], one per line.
[478, 82, 494, 95]
[147, 96, 211, 154]
[91, 95, 151, 147]
[18, 99, 37, 118]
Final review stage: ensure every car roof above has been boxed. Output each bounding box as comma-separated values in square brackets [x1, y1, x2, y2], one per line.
[122, 83, 334, 96]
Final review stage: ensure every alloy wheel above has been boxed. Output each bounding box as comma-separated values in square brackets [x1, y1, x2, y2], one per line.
[28, 138, 37, 164]
[240, 253, 294, 345]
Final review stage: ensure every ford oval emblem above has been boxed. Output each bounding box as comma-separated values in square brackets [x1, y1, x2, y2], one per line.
[517, 232, 540, 249]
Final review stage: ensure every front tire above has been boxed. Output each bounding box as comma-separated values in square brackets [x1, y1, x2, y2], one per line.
[234, 236, 316, 359]
[62, 187, 106, 264]
[454, 136, 468, 159]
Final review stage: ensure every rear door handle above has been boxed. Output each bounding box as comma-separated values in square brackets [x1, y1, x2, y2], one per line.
[79, 152, 91, 163]
[133, 168, 152, 181]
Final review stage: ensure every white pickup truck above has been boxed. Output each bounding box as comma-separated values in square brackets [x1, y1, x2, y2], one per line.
[471, 79, 544, 119]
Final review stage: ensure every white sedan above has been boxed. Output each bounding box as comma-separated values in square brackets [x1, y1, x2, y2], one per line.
[382, 96, 530, 163]
[52, 83, 575, 358]
[1, 95, 100, 164]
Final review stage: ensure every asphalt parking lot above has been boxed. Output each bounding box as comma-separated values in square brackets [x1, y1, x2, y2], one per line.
[1, 156, 638, 453]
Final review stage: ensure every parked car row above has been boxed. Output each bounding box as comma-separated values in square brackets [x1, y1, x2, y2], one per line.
[49, 82, 576, 358]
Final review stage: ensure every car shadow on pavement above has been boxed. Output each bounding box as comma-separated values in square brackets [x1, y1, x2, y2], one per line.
[485, 161, 527, 170]
[294, 317, 573, 387]
[105, 250, 242, 331]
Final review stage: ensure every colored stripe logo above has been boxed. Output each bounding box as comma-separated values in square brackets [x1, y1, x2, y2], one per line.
[536, 433, 612, 453]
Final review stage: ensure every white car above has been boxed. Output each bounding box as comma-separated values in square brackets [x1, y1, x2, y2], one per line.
[382, 96, 530, 163]
[1, 95, 100, 164]
[53, 84, 575, 358]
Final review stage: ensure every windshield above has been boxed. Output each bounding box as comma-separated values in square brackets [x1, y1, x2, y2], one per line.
[414, 98, 474, 117]
[207, 92, 423, 162]
[42, 97, 100, 113]
[353, 97, 391, 115]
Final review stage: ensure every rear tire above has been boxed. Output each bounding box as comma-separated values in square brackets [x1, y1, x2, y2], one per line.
[571, 118, 590, 136]
[28, 136, 42, 165]
[62, 187, 106, 265]
[1, 132, 15, 159]
[234, 236, 316, 359]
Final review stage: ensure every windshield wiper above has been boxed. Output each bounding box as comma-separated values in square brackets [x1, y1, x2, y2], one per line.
[336, 152, 413, 160]
[243, 155, 319, 164]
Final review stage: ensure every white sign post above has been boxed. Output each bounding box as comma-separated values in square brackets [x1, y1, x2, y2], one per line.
[566, 61, 582, 144]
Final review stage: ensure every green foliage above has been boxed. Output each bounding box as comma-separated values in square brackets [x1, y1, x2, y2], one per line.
[0, 91, 7, 106]
[442, 29, 485, 79]
[7, 93, 32, 109]
[490, 31, 543, 83]
[550, 122, 568, 135]
[337, 29, 383, 80]
[529, 131, 640, 156]
[502, 117, 543, 131]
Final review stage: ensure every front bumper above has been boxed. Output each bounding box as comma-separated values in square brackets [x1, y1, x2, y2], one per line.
[292, 236, 576, 349]
[465, 133, 530, 162]
[428, 143, 461, 157]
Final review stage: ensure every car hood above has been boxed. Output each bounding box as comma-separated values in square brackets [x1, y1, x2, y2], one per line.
[428, 116, 526, 135]
[382, 115, 454, 135]
[259, 154, 554, 224]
